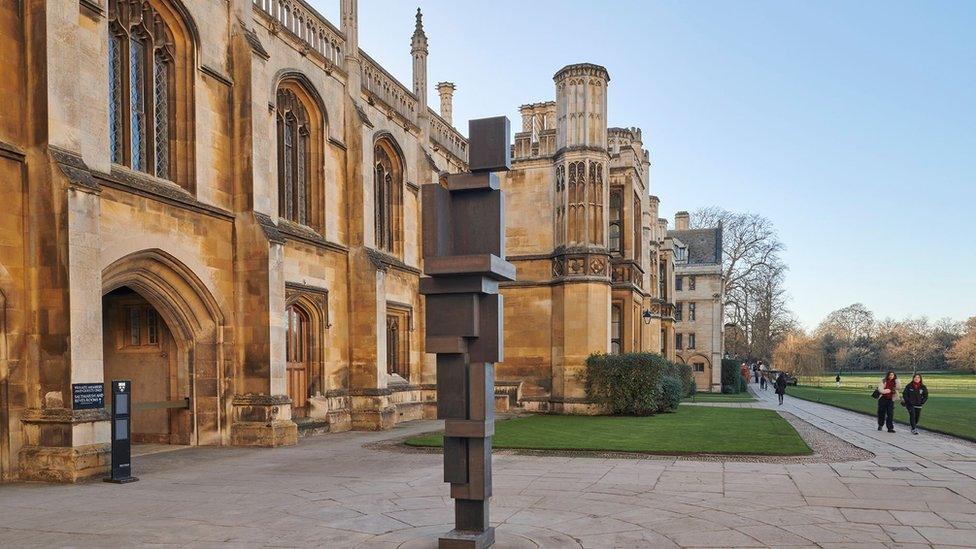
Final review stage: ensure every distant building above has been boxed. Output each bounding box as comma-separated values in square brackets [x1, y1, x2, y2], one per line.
[669, 212, 724, 392]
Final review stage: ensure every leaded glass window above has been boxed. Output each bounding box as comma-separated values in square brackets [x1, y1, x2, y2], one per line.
[374, 141, 402, 254]
[609, 188, 622, 255]
[276, 89, 311, 226]
[107, 0, 175, 179]
[153, 49, 170, 179]
[109, 34, 123, 164]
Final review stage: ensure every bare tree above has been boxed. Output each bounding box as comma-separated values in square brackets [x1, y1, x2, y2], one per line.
[816, 303, 875, 343]
[691, 207, 793, 361]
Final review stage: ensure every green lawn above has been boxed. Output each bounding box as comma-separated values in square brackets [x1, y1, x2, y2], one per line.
[687, 392, 756, 403]
[789, 385, 976, 442]
[798, 372, 976, 392]
[405, 407, 811, 456]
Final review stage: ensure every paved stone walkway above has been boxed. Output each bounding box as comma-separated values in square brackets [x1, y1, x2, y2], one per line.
[1, 389, 975, 548]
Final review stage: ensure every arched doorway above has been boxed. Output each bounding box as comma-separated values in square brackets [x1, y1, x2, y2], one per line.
[285, 303, 310, 418]
[102, 287, 188, 444]
[101, 250, 224, 446]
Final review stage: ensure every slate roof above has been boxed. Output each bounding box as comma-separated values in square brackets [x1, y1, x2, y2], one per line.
[667, 226, 722, 265]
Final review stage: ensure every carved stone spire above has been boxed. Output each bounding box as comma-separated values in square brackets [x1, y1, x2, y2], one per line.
[411, 7, 428, 55]
[411, 8, 429, 118]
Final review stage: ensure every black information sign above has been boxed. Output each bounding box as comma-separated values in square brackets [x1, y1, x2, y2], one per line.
[104, 380, 138, 484]
[71, 383, 104, 410]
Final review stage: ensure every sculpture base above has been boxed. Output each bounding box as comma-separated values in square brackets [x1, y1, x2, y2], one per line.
[439, 527, 495, 549]
[103, 475, 139, 484]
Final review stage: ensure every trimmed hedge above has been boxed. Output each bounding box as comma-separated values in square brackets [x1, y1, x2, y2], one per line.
[583, 352, 690, 415]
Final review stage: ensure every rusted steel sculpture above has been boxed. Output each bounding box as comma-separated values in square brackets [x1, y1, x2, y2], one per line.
[421, 116, 514, 549]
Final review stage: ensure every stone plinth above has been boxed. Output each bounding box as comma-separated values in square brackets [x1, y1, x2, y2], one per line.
[229, 394, 297, 447]
[18, 408, 111, 482]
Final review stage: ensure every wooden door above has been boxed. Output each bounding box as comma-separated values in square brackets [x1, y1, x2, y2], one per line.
[286, 305, 309, 416]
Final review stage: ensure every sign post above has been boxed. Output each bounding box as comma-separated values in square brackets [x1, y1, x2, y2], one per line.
[104, 379, 138, 484]
[421, 116, 513, 549]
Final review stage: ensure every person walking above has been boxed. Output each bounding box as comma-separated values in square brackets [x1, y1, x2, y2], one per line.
[835, 373, 841, 388]
[902, 373, 928, 435]
[753, 362, 760, 384]
[760, 371, 767, 390]
[775, 372, 788, 405]
[877, 370, 900, 433]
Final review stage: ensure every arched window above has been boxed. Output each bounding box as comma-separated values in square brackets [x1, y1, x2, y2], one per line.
[374, 138, 403, 255]
[285, 304, 310, 412]
[611, 303, 622, 354]
[108, 0, 187, 181]
[276, 89, 311, 226]
[608, 188, 622, 255]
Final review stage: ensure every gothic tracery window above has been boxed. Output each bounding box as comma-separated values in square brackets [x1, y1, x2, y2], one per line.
[374, 139, 403, 254]
[277, 89, 311, 225]
[108, 0, 175, 180]
[609, 188, 622, 255]
[611, 303, 622, 354]
[589, 161, 604, 244]
[567, 161, 586, 245]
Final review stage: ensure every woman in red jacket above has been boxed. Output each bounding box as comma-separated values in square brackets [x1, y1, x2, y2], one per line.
[876, 370, 900, 433]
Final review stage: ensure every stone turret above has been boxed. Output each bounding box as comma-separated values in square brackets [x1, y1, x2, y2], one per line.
[436, 81, 455, 125]
[552, 63, 610, 249]
[554, 63, 610, 150]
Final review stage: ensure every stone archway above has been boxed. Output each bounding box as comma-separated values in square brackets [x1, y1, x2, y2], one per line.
[101, 249, 224, 445]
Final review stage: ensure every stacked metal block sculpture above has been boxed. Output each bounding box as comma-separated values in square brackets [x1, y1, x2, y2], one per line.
[421, 116, 514, 549]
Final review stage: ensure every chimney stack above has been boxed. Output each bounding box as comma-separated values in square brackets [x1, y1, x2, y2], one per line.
[436, 81, 456, 125]
[675, 211, 690, 230]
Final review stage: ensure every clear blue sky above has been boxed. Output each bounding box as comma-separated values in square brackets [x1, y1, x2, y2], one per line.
[310, 0, 976, 329]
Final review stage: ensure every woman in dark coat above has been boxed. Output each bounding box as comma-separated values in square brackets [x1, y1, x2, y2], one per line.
[902, 373, 928, 435]
[774, 373, 788, 405]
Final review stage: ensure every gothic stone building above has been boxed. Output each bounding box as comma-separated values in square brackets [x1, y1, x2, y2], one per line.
[495, 64, 678, 413]
[669, 212, 724, 392]
[0, 0, 469, 482]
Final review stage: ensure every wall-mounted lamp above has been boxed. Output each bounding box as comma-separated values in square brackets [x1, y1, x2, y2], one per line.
[642, 309, 653, 325]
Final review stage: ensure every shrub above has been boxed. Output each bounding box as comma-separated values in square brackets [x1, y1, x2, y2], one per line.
[657, 376, 684, 412]
[583, 352, 664, 415]
[721, 358, 746, 394]
[665, 361, 695, 397]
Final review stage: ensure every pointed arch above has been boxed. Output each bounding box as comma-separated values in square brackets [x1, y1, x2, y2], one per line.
[101, 249, 224, 445]
[276, 74, 327, 232]
[107, 0, 196, 189]
[373, 133, 405, 256]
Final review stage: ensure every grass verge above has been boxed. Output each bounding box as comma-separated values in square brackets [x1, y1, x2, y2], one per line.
[687, 392, 756, 403]
[789, 385, 976, 442]
[405, 407, 811, 456]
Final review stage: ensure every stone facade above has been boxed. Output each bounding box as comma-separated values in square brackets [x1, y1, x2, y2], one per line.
[669, 212, 724, 392]
[0, 0, 466, 482]
[496, 64, 678, 413]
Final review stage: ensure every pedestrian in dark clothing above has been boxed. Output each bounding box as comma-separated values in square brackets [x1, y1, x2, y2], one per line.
[877, 370, 900, 433]
[902, 374, 928, 435]
[753, 363, 760, 384]
[760, 372, 767, 390]
[775, 373, 787, 405]
[835, 374, 841, 388]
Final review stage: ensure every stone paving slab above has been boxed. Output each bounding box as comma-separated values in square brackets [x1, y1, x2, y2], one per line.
[0, 388, 974, 547]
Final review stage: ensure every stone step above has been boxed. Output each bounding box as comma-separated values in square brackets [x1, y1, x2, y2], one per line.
[294, 418, 330, 438]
